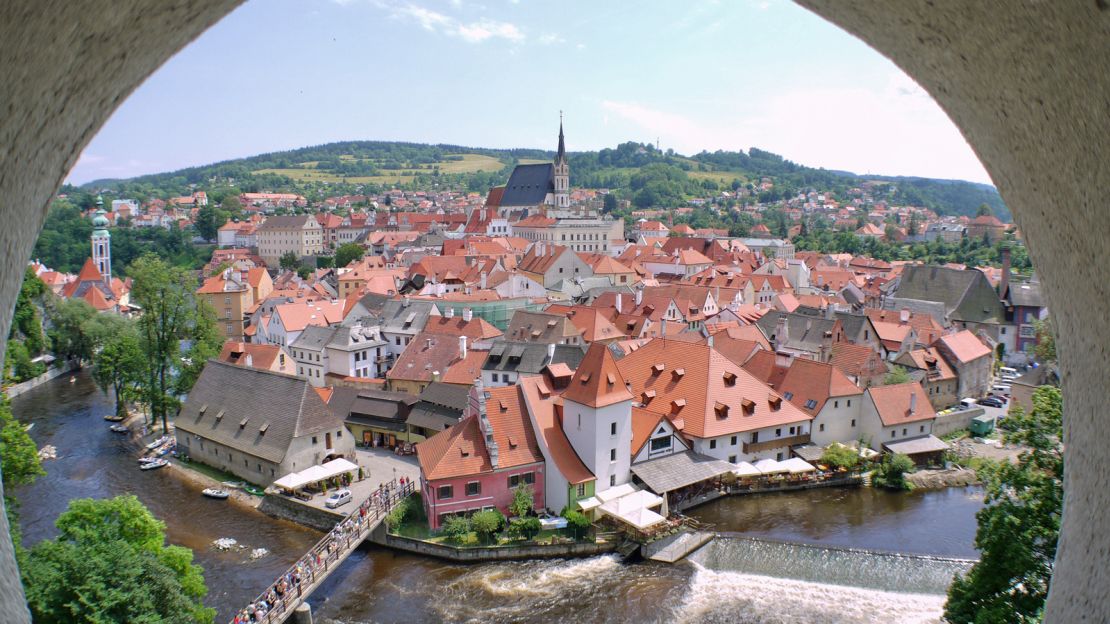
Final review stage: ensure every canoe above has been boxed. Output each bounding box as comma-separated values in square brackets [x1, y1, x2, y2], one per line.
[109, 425, 128, 433]
[139, 459, 168, 470]
[103, 414, 124, 422]
[202, 488, 230, 499]
[145, 436, 169, 450]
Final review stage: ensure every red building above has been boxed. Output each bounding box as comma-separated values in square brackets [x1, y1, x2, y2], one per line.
[416, 382, 546, 529]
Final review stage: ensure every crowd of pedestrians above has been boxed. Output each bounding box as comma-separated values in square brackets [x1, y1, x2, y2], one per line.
[231, 479, 414, 624]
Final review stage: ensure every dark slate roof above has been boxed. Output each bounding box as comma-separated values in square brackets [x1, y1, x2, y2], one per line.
[330, 386, 417, 431]
[500, 163, 554, 207]
[408, 382, 468, 432]
[378, 299, 438, 334]
[174, 360, 338, 463]
[1006, 281, 1045, 308]
[794, 306, 869, 340]
[418, 381, 469, 410]
[482, 340, 587, 375]
[891, 265, 1004, 324]
[755, 310, 838, 353]
[290, 324, 336, 351]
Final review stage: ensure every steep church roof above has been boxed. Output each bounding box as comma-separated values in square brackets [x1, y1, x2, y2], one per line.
[562, 342, 633, 408]
[500, 164, 554, 207]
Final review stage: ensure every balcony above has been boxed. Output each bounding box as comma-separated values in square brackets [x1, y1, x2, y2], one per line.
[743, 433, 810, 455]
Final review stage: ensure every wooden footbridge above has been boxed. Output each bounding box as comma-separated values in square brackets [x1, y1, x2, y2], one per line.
[229, 481, 415, 624]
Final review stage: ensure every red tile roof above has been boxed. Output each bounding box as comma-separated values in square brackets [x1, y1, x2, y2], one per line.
[776, 358, 861, 416]
[562, 343, 634, 408]
[938, 330, 992, 363]
[867, 382, 937, 426]
[518, 376, 593, 485]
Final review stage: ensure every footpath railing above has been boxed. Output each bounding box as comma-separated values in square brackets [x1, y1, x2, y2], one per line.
[230, 481, 416, 624]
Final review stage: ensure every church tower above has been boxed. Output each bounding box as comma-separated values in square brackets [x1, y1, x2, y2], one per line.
[91, 195, 111, 286]
[553, 116, 570, 209]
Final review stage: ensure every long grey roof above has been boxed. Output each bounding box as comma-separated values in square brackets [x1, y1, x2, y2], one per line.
[793, 306, 870, 339]
[290, 325, 336, 352]
[379, 299, 438, 334]
[174, 360, 338, 463]
[630, 451, 735, 494]
[257, 214, 316, 230]
[500, 163, 554, 207]
[889, 265, 1004, 324]
[755, 310, 838, 352]
[327, 324, 387, 351]
[1006, 281, 1045, 308]
[482, 340, 586, 375]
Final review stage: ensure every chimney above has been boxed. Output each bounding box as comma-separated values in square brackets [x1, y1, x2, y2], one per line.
[245, 353, 253, 368]
[825, 303, 835, 320]
[635, 288, 643, 306]
[463, 307, 473, 322]
[899, 308, 910, 324]
[459, 335, 468, 360]
[1000, 244, 1011, 297]
[445, 306, 455, 319]
[774, 314, 788, 349]
[820, 331, 832, 363]
[480, 271, 487, 290]
[403, 295, 410, 307]
[909, 390, 917, 415]
[707, 333, 714, 349]
[432, 370, 441, 382]
[615, 293, 622, 315]
[547, 342, 556, 362]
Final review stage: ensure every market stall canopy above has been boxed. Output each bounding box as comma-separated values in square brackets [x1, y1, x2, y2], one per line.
[778, 457, 817, 473]
[752, 458, 789, 474]
[630, 451, 736, 494]
[598, 487, 666, 530]
[272, 458, 359, 491]
[733, 462, 761, 477]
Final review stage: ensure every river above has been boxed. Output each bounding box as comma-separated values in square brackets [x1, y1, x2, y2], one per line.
[13, 371, 984, 623]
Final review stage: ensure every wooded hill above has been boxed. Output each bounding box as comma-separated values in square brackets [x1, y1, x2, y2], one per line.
[79, 140, 1009, 221]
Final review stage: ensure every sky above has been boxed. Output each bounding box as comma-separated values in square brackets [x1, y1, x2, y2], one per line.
[68, 0, 992, 185]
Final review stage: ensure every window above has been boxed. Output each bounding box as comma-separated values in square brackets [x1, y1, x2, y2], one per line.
[523, 472, 535, 485]
[789, 426, 796, 435]
[709, 439, 717, 450]
[819, 423, 825, 432]
[847, 400, 851, 407]
[728, 455, 737, 463]
[577, 483, 586, 497]
[851, 419, 856, 427]
[650, 437, 671, 452]
[776, 452, 784, 461]
[751, 432, 759, 443]
[775, 428, 781, 437]
[891, 430, 896, 438]
[438, 485, 453, 500]
[1001, 327, 1006, 335]
[834, 400, 839, 408]
[920, 425, 925, 433]
[312, 436, 317, 444]
[609, 475, 616, 487]
[466, 482, 481, 496]
[509, 474, 520, 488]
[730, 435, 737, 446]
[336, 430, 342, 438]
[610, 422, 617, 436]
[610, 448, 617, 462]
[902, 428, 907, 436]
[783, 392, 793, 400]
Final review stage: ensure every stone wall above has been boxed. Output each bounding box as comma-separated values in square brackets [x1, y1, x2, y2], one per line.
[932, 407, 985, 438]
[4, 360, 80, 399]
[258, 494, 341, 533]
[370, 526, 617, 562]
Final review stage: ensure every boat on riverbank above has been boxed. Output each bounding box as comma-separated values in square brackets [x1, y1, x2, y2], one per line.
[145, 435, 170, 450]
[103, 413, 124, 422]
[139, 458, 169, 471]
[109, 424, 128, 433]
[203, 488, 230, 500]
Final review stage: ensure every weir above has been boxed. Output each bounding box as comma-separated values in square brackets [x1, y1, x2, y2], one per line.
[688, 534, 977, 596]
[230, 481, 415, 624]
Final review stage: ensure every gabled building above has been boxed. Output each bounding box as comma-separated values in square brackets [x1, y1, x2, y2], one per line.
[173, 361, 355, 487]
[481, 341, 587, 387]
[217, 340, 295, 376]
[774, 358, 864, 447]
[517, 243, 594, 288]
[416, 382, 546, 529]
[894, 347, 959, 409]
[859, 382, 947, 464]
[256, 214, 324, 266]
[934, 330, 993, 399]
[884, 265, 1005, 341]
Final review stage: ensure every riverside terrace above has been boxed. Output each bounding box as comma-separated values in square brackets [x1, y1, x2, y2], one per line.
[232, 480, 416, 624]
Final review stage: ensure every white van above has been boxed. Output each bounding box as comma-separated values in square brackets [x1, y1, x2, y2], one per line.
[325, 489, 352, 509]
[991, 384, 1012, 395]
[999, 367, 1018, 377]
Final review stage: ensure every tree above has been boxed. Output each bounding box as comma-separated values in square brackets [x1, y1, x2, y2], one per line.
[820, 443, 860, 471]
[220, 194, 243, 218]
[279, 251, 300, 272]
[316, 255, 335, 269]
[602, 193, 618, 214]
[509, 516, 542, 541]
[562, 509, 590, 540]
[12, 267, 47, 355]
[384, 498, 409, 529]
[5, 341, 44, 383]
[192, 204, 226, 241]
[441, 516, 471, 543]
[509, 484, 535, 518]
[1, 399, 43, 566]
[976, 203, 994, 217]
[1033, 317, 1056, 362]
[45, 298, 97, 362]
[91, 320, 144, 419]
[883, 365, 911, 385]
[129, 254, 204, 432]
[871, 453, 915, 490]
[470, 509, 504, 544]
[334, 243, 365, 269]
[22, 495, 214, 624]
[945, 386, 1062, 623]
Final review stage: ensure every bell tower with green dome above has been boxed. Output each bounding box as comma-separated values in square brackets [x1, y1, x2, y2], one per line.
[91, 195, 111, 286]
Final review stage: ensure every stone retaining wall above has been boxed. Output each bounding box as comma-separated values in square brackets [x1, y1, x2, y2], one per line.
[933, 407, 985, 437]
[258, 494, 342, 533]
[370, 526, 617, 562]
[4, 360, 79, 399]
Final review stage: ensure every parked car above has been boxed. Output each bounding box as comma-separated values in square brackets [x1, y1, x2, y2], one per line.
[325, 489, 352, 509]
[979, 397, 1005, 408]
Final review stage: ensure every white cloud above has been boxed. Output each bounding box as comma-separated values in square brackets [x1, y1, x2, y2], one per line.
[384, 2, 524, 44]
[599, 71, 991, 183]
[537, 33, 565, 45]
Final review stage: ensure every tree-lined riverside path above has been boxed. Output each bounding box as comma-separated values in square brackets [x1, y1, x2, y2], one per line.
[230, 481, 416, 624]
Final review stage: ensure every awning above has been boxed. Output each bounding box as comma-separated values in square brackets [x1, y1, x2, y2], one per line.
[732, 462, 762, 477]
[630, 451, 736, 494]
[884, 435, 950, 456]
[577, 496, 602, 511]
[596, 482, 638, 504]
[778, 457, 817, 473]
[271, 458, 359, 491]
[752, 458, 789, 474]
[598, 487, 666, 530]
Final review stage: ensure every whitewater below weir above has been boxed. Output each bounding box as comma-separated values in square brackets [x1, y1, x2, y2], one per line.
[14, 371, 983, 623]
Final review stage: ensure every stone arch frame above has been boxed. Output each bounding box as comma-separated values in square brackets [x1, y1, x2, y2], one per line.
[0, 1, 1105, 620]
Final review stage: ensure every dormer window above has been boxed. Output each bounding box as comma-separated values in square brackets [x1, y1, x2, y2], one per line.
[741, 398, 756, 414]
[769, 396, 782, 410]
[672, 368, 685, 380]
[715, 402, 729, 419]
[723, 371, 737, 386]
[670, 399, 686, 413]
[239, 418, 248, 429]
[641, 390, 656, 404]
[651, 363, 665, 375]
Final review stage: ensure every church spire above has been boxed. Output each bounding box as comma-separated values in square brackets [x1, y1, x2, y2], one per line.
[556, 112, 567, 165]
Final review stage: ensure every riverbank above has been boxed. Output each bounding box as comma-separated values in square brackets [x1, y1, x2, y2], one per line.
[4, 359, 80, 399]
[907, 467, 980, 490]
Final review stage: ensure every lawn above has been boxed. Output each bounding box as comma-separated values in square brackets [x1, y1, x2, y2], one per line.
[687, 169, 746, 186]
[253, 153, 502, 185]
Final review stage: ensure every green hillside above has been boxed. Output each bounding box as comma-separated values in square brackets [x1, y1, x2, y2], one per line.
[77, 140, 1009, 221]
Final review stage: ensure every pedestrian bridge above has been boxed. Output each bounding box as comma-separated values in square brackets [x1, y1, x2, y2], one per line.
[230, 481, 416, 624]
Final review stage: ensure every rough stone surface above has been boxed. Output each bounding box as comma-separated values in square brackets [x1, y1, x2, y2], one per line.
[0, 2, 241, 619]
[797, 2, 1109, 620]
[0, 1, 1106, 621]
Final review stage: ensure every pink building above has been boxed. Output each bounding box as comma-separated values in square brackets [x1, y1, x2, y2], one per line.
[416, 382, 546, 529]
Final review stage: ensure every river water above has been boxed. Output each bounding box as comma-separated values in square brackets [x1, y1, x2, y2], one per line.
[13, 372, 984, 623]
